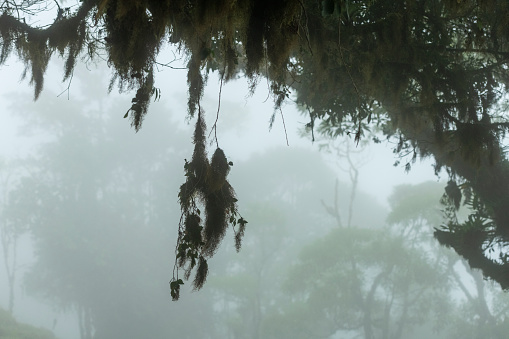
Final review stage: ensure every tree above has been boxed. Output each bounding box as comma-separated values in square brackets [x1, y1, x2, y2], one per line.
[0, 158, 23, 315]
[388, 182, 509, 339]
[262, 181, 509, 339]
[3, 0, 509, 291]
[271, 228, 451, 339]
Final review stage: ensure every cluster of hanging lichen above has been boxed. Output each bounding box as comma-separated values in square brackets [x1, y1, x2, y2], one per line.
[1, 0, 304, 128]
[0, 1, 94, 99]
[171, 109, 246, 300]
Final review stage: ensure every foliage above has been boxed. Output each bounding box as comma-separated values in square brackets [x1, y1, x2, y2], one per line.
[0, 307, 57, 339]
[387, 181, 445, 226]
[271, 225, 450, 339]
[172, 108, 246, 300]
[435, 178, 509, 289]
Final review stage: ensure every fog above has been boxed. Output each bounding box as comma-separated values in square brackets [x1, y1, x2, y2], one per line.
[1, 55, 508, 339]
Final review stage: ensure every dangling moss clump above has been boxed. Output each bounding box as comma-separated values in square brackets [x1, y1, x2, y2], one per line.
[0, 0, 304, 129]
[187, 50, 205, 117]
[172, 108, 247, 300]
[193, 256, 209, 290]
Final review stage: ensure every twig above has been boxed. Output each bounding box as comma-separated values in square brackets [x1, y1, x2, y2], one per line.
[208, 64, 226, 148]
[263, 48, 271, 103]
[306, 106, 315, 142]
[57, 70, 73, 100]
[297, 0, 313, 55]
[338, 22, 363, 146]
[279, 107, 289, 146]
[154, 61, 187, 70]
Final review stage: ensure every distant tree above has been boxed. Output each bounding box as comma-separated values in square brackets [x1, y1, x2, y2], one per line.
[389, 182, 509, 339]
[3, 0, 509, 291]
[446, 261, 509, 339]
[208, 201, 288, 339]
[0, 157, 28, 315]
[317, 133, 373, 228]
[263, 181, 455, 338]
[267, 227, 451, 339]
[261, 181, 451, 339]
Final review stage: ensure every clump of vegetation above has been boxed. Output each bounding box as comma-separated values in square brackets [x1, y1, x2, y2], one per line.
[172, 109, 246, 300]
[0, 307, 57, 339]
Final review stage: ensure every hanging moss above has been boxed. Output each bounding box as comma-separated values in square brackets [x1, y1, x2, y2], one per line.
[173, 108, 246, 299]
[190, 109, 208, 181]
[202, 184, 232, 256]
[193, 256, 209, 290]
[184, 213, 203, 247]
[187, 51, 205, 117]
[207, 148, 230, 192]
[245, 1, 266, 77]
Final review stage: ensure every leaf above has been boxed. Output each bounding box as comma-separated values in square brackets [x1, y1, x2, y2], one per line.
[170, 280, 182, 301]
[445, 180, 462, 210]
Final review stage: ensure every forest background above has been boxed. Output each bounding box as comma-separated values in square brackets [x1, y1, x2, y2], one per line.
[2, 1, 509, 338]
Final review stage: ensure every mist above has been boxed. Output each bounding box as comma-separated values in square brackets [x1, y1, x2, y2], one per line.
[1, 54, 508, 339]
